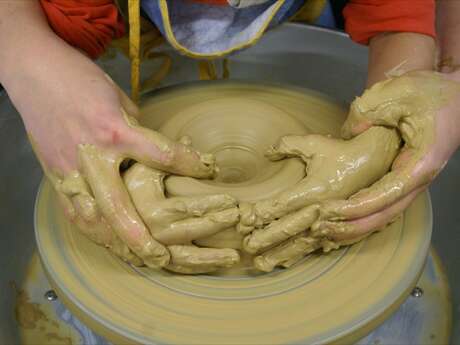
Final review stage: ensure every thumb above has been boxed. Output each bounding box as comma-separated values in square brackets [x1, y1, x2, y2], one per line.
[121, 109, 217, 178]
[341, 71, 448, 139]
[266, 135, 320, 163]
[341, 77, 405, 139]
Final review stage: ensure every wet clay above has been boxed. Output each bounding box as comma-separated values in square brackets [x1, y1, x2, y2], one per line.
[125, 125, 399, 273]
[239, 127, 400, 271]
[246, 72, 460, 271]
[123, 162, 240, 273]
[48, 75, 451, 274]
[123, 82, 402, 274]
[35, 82, 433, 344]
[37, 107, 217, 270]
[319, 71, 460, 224]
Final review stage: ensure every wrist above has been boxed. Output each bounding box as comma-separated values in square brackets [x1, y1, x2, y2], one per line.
[0, 1, 64, 85]
[367, 32, 435, 87]
[436, 0, 460, 75]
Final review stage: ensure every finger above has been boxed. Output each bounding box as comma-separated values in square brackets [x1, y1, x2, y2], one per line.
[195, 228, 244, 249]
[341, 76, 414, 139]
[319, 167, 420, 221]
[237, 202, 257, 235]
[59, 172, 114, 245]
[79, 145, 170, 268]
[253, 233, 320, 272]
[72, 194, 144, 266]
[341, 119, 372, 139]
[121, 110, 217, 178]
[54, 168, 144, 265]
[71, 194, 114, 244]
[245, 126, 400, 229]
[55, 191, 76, 221]
[150, 194, 237, 226]
[243, 205, 319, 254]
[166, 245, 240, 274]
[108, 233, 144, 266]
[179, 135, 192, 146]
[123, 163, 166, 204]
[239, 192, 313, 234]
[238, 188, 319, 234]
[313, 186, 424, 241]
[341, 71, 451, 139]
[123, 163, 167, 233]
[153, 208, 239, 245]
[124, 163, 236, 226]
[265, 135, 318, 162]
[73, 212, 144, 267]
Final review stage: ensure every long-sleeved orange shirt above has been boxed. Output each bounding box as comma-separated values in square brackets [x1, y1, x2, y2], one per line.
[344, 0, 435, 44]
[40, 0, 125, 59]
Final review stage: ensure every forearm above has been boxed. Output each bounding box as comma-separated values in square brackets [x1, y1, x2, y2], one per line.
[0, 1, 76, 85]
[437, 0, 460, 73]
[366, 32, 436, 87]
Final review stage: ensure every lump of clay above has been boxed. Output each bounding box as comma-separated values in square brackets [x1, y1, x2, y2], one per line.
[240, 126, 401, 272]
[123, 163, 240, 274]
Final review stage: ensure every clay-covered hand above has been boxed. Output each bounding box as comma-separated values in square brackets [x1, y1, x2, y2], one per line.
[238, 126, 400, 271]
[3, 45, 214, 268]
[124, 163, 240, 274]
[313, 71, 460, 241]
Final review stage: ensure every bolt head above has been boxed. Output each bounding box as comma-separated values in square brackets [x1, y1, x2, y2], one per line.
[44, 290, 58, 301]
[411, 286, 423, 298]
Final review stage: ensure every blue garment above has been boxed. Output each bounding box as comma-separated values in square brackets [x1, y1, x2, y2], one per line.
[140, 0, 308, 57]
[314, 0, 336, 28]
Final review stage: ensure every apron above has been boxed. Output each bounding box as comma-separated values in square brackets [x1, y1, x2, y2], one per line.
[112, 0, 330, 102]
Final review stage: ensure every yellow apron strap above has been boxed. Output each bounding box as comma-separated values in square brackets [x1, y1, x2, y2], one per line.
[141, 52, 172, 91]
[198, 60, 217, 80]
[198, 59, 230, 80]
[290, 0, 326, 23]
[222, 58, 230, 79]
[128, 0, 141, 103]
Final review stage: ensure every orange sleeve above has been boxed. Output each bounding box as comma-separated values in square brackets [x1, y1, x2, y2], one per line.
[343, 0, 435, 45]
[40, 0, 125, 59]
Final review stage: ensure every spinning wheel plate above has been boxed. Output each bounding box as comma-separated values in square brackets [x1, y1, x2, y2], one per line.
[35, 83, 432, 344]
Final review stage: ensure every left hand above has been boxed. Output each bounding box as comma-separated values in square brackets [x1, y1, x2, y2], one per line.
[313, 70, 460, 241]
[123, 162, 240, 274]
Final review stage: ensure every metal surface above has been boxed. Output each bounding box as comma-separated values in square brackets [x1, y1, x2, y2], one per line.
[411, 286, 424, 298]
[44, 290, 58, 302]
[15, 249, 451, 345]
[1, 23, 459, 343]
[358, 249, 452, 345]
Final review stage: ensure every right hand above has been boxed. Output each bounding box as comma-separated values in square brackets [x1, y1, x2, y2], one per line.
[238, 126, 400, 272]
[2, 43, 215, 268]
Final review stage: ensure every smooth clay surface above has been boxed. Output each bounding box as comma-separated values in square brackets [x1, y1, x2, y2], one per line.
[35, 82, 432, 344]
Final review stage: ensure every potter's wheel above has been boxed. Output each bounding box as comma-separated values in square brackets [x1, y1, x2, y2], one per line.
[35, 82, 432, 344]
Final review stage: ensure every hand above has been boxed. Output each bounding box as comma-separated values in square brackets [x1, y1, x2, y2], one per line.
[313, 71, 460, 241]
[238, 126, 400, 271]
[2, 44, 215, 268]
[123, 163, 240, 274]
